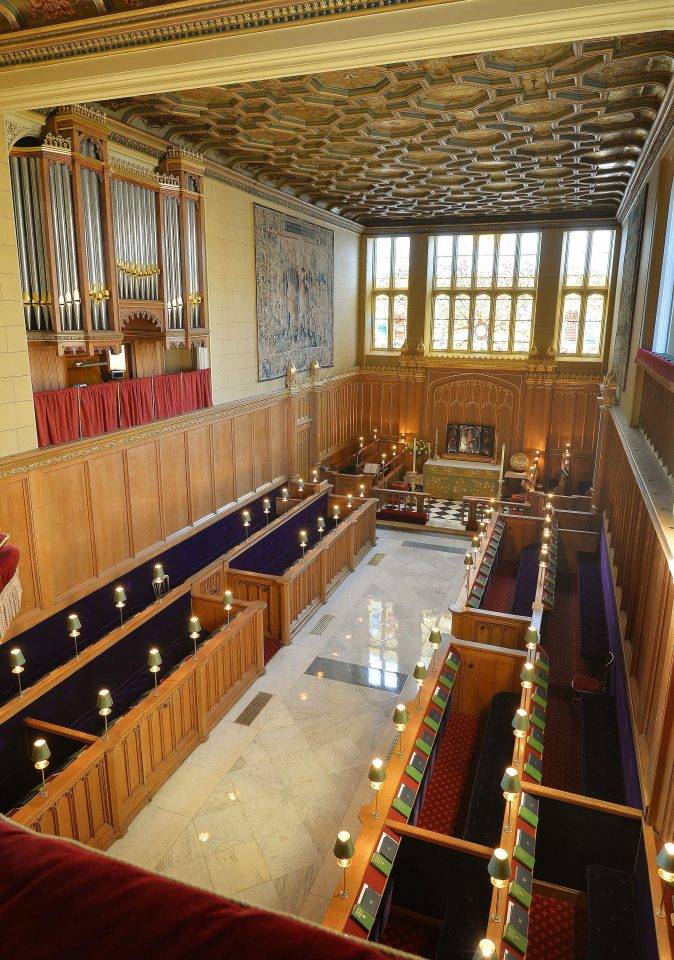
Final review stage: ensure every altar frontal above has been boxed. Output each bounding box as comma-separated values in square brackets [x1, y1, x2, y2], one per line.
[423, 422, 501, 498]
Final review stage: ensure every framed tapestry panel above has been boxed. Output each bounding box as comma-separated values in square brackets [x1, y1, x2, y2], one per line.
[254, 205, 334, 381]
[613, 186, 647, 390]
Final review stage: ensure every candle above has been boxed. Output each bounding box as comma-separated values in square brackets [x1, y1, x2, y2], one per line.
[434, 428, 438, 453]
[412, 438, 417, 474]
[499, 444, 505, 483]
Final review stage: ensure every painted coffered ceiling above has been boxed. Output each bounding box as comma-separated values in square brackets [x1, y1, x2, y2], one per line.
[93, 32, 674, 226]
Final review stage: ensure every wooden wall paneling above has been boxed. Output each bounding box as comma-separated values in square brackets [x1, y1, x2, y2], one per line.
[233, 414, 254, 500]
[427, 373, 520, 459]
[270, 400, 287, 480]
[41, 462, 96, 601]
[521, 380, 553, 456]
[125, 442, 163, 554]
[253, 407, 271, 490]
[211, 417, 235, 509]
[87, 451, 132, 575]
[0, 478, 38, 618]
[186, 425, 215, 523]
[450, 642, 523, 716]
[158, 433, 190, 535]
[28, 345, 67, 392]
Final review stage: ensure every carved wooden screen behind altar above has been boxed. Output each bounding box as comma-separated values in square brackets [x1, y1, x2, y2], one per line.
[428, 376, 519, 457]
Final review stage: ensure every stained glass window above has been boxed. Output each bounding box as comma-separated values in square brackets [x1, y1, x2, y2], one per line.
[371, 237, 410, 350]
[430, 232, 540, 353]
[558, 230, 614, 357]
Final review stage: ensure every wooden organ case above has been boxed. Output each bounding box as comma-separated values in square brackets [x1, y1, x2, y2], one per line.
[9, 105, 209, 388]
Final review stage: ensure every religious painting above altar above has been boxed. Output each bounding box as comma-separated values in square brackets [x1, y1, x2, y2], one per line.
[446, 423, 494, 459]
[254, 205, 334, 382]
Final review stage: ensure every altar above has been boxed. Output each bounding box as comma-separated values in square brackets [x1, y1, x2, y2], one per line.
[423, 458, 500, 499]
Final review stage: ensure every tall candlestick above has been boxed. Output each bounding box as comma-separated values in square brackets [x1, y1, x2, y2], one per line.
[434, 429, 438, 458]
[412, 439, 417, 474]
[498, 443, 505, 501]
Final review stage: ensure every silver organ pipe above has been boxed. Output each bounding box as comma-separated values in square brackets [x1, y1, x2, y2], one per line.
[48, 161, 82, 331]
[10, 156, 52, 331]
[185, 199, 201, 328]
[80, 141, 109, 331]
[162, 195, 182, 329]
[112, 178, 159, 301]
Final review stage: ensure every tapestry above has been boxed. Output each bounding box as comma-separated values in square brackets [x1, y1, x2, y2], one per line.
[614, 186, 647, 389]
[254, 204, 334, 381]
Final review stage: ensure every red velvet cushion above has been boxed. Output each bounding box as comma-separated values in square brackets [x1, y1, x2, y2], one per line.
[0, 543, 19, 591]
[0, 817, 383, 960]
[390, 480, 409, 491]
[572, 673, 602, 693]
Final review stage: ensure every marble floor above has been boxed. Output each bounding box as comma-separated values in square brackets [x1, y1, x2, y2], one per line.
[106, 526, 466, 924]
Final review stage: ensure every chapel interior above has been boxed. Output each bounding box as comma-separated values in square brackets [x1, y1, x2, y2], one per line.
[0, 2, 673, 959]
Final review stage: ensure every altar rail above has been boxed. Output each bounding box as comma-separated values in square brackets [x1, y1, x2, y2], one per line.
[193, 499, 377, 645]
[10, 599, 264, 847]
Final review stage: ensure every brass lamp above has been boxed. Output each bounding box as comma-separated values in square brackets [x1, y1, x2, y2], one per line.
[472, 536, 479, 564]
[97, 688, 113, 740]
[656, 843, 674, 918]
[488, 847, 511, 922]
[32, 738, 51, 797]
[334, 831, 355, 899]
[474, 939, 496, 959]
[311, 469, 319, 483]
[147, 647, 162, 696]
[298, 477, 305, 493]
[263, 498, 271, 524]
[223, 589, 234, 624]
[114, 586, 126, 627]
[359, 484, 365, 498]
[464, 550, 474, 590]
[281, 488, 289, 514]
[242, 510, 251, 538]
[299, 530, 308, 557]
[333, 505, 340, 525]
[393, 704, 409, 758]
[67, 614, 82, 660]
[10, 647, 25, 698]
[520, 661, 535, 698]
[429, 626, 442, 671]
[525, 625, 538, 655]
[317, 517, 325, 539]
[478, 520, 487, 544]
[413, 661, 427, 710]
[346, 493, 353, 509]
[189, 616, 201, 658]
[501, 766, 521, 833]
[152, 564, 169, 601]
[368, 758, 386, 819]
[512, 709, 529, 766]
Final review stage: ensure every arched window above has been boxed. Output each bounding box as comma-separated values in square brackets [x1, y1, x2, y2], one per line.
[371, 237, 409, 350]
[558, 230, 614, 356]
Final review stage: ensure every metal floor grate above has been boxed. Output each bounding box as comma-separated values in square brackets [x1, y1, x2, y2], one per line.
[310, 614, 336, 636]
[234, 692, 273, 726]
[368, 552, 386, 566]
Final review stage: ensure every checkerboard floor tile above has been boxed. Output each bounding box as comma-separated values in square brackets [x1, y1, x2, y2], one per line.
[427, 498, 464, 529]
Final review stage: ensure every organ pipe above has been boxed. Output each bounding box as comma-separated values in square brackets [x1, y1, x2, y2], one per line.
[8, 111, 207, 356]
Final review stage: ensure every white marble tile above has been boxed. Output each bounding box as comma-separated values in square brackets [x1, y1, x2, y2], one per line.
[108, 805, 189, 870]
[150, 763, 225, 818]
[191, 802, 253, 855]
[193, 775, 240, 816]
[237, 880, 285, 912]
[242, 790, 302, 839]
[287, 777, 347, 822]
[298, 893, 329, 925]
[257, 822, 322, 880]
[271, 748, 328, 788]
[206, 840, 271, 896]
[304, 812, 343, 857]
[274, 862, 321, 913]
[313, 737, 364, 774]
[229, 759, 285, 803]
[156, 856, 214, 892]
[258, 723, 311, 759]
[187, 721, 258, 773]
[229, 737, 271, 772]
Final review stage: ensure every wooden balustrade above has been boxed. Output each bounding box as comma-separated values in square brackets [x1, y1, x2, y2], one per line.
[638, 356, 674, 478]
[371, 486, 431, 515]
[10, 599, 265, 848]
[597, 412, 674, 838]
[208, 500, 377, 646]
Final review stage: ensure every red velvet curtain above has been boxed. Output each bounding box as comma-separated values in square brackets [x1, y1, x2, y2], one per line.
[153, 373, 183, 420]
[34, 388, 80, 447]
[119, 378, 154, 429]
[79, 383, 119, 438]
[182, 370, 212, 413]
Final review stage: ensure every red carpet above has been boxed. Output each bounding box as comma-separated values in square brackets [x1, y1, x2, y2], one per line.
[482, 558, 518, 613]
[379, 908, 440, 958]
[416, 713, 483, 837]
[264, 638, 283, 665]
[539, 573, 583, 794]
[527, 893, 588, 960]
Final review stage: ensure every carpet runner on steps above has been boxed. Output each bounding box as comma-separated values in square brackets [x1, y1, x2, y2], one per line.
[416, 712, 483, 837]
[527, 893, 588, 960]
[482, 558, 517, 613]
